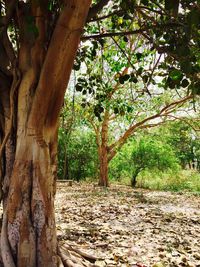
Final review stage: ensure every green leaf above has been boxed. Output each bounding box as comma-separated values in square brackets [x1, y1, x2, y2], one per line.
[123, 74, 130, 81]
[81, 103, 86, 108]
[181, 79, 189, 88]
[142, 75, 149, 83]
[114, 107, 119, 114]
[169, 69, 183, 81]
[119, 74, 130, 84]
[75, 84, 83, 92]
[123, 36, 128, 42]
[137, 67, 143, 75]
[136, 52, 143, 61]
[130, 74, 138, 83]
[180, 61, 193, 74]
[73, 63, 81, 71]
[127, 106, 133, 113]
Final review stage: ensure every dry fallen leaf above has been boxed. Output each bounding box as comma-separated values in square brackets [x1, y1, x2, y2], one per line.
[55, 182, 200, 267]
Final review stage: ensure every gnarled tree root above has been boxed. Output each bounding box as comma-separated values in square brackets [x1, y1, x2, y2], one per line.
[58, 242, 100, 267]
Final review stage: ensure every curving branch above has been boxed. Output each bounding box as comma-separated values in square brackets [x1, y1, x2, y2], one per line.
[107, 94, 193, 162]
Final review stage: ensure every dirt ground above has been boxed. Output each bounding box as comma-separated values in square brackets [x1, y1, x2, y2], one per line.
[55, 182, 200, 267]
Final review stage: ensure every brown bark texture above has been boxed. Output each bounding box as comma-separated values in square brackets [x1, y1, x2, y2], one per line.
[0, 0, 91, 266]
[98, 112, 109, 187]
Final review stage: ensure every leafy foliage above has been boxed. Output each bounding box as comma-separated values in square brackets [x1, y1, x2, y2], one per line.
[109, 133, 180, 187]
[58, 127, 98, 181]
[131, 137, 180, 176]
[164, 121, 200, 169]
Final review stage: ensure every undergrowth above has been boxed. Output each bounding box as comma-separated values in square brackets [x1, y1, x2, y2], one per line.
[119, 170, 200, 193]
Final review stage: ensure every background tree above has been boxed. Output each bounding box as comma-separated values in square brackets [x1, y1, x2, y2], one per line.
[72, 33, 195, 187]
[162, 121, 200, 170]
[58, 125, 98, 181]
[130, 136, 180, 187]
[71, 0, 200, 187]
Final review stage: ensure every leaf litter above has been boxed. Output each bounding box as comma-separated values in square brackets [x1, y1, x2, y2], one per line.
[55, 182, 200, 267]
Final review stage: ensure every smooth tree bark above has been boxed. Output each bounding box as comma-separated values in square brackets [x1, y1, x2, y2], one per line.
[0, 1, 92, 266]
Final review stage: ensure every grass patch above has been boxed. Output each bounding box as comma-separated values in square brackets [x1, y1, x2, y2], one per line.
[120, 170, 200, 193]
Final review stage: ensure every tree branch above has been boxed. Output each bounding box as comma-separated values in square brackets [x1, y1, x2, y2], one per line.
[82, 22, 183, 40]
[88, 118, 101, 147]
[161, 114, 200, 132]
[82, 28, 149, 40]
[107, 94, 193, 162]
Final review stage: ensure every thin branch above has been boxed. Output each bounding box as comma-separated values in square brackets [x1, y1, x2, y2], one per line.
[82, 29, 146, 40]
[135, 5, 164, 15]
[88, 118, 100, 147]
[111, 36, 136, 70]
[107, 66, 129, 100]
[82, 22, 182, 40]
[162, 114, 200, 132]
[159, 95, 192, 114]
[88, 4, 163, 23]
[138, 120, 171, 129]
[146, 54, 162, 89]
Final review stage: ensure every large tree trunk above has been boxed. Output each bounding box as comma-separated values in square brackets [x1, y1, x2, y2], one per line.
[0, 1, 91, 266]
[2, 132, 58, 267]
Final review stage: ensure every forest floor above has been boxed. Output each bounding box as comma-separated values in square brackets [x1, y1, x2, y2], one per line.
[55, 182, 200, 267]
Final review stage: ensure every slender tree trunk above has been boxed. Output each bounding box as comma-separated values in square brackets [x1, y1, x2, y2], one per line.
[0, 1, 91, 266]
[131, 168, 141, 188]
[98, 111, 109, 187]
[63, 146, 70, 180]
[131, 173, 137, 188]
[98, 145, 109, 187]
